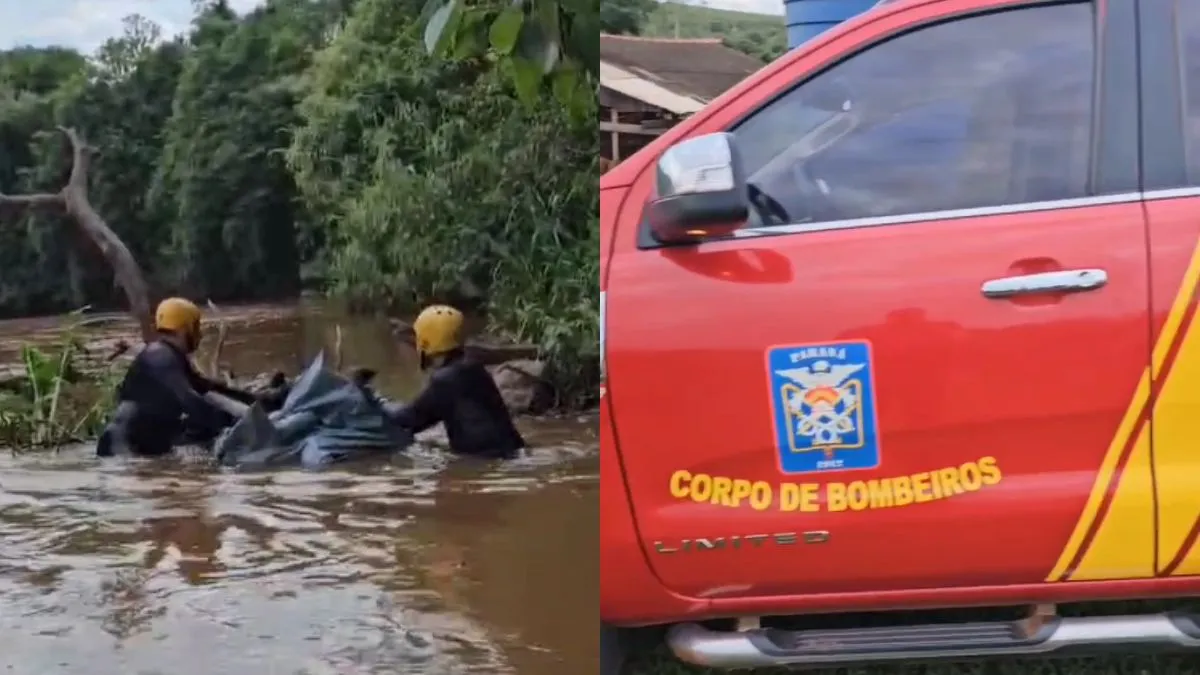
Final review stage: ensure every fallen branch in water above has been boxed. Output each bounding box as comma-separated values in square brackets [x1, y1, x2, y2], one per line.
[106, 340, 131, 362]
[0, 127, 154, 341]
[205, 300, 230, 383]
[76, 315, 129, 330]
[332, 324, 343, 372]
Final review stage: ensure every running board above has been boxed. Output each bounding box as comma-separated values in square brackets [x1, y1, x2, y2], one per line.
[667, 612, 1200, 669]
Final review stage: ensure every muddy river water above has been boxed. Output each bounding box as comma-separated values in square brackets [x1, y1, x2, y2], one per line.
[0, 303, 599, 674]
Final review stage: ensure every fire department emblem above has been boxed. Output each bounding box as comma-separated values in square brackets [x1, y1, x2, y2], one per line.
[767, 341, 881, 475]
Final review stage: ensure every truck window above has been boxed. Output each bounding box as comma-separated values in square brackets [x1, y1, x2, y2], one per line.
[1178, 1, 1200, 182]
[733, 2, 1094, 229]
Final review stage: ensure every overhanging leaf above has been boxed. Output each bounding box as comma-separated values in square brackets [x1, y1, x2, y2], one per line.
[552, 64, 591, 125]
[567, 11, 599, 77]
[551, 65, 579, 107]
[452, 11, 487, 60]
[534, 0, 561, 44]
[515, 20, 559, 74]
[510, 56, 542, 107]
[424, 0, 459, 56]
[489, 6, 525, 55]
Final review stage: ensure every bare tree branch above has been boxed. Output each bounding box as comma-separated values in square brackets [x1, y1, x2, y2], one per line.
[0, 127, 154, 341]
[0, 192, 63, 207]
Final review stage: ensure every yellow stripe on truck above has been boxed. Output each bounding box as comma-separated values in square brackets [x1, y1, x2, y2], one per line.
[1046, 370, 1152, 581]
[1050, 237, 1200, 581]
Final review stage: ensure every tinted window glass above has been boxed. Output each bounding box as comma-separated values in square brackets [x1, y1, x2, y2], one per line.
[1178, 1, 1200, 182]
[733, 3, 1094, 227]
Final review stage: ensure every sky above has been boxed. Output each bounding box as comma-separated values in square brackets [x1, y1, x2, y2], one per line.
[0, 0, 782, 53]
[0, 0, 265, 52]
[706, 0, 784, 15]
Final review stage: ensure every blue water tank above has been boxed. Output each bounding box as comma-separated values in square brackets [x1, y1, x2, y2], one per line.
[785, 0, 879, 48]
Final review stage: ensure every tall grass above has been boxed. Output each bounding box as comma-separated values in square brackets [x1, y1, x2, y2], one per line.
[0, 310, 121, 450]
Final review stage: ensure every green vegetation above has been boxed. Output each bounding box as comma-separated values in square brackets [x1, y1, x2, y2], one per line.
[0, 310, 122, 450]
[422, 0, 597, 114]
[602, 0, 659, 35]
[642, 2, 788, 62]
[0, 0, 597, 407]
[594, 0, 787, 63]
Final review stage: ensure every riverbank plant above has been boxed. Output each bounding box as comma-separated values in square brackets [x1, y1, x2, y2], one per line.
[0, 311, 121, 450]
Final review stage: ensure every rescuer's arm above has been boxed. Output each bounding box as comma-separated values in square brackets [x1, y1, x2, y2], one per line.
[385, 374, 452, 435]
[201, 377, 259, 405]
[185, 360, 285, 409]
[143, 346, 232, 434]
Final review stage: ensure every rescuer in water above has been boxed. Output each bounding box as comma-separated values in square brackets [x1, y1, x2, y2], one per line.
[384, 304, 525, 459]
[96, 297, 262, 458]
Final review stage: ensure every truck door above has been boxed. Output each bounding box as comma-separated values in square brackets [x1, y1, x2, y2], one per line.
[605, 0, 1151, 600]
[1141, 0, 1200, 581]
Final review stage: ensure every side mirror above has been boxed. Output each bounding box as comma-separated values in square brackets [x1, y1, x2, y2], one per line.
[648, 133, 749, 245]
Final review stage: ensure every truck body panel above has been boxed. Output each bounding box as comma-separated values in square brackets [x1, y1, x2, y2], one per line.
[600, 0, 1200, 639]
[1145, 195, 1200, 578]
[606, 198, 1151, 598]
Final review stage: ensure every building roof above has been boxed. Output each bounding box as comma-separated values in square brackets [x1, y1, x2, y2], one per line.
[600, 35, 765, 113]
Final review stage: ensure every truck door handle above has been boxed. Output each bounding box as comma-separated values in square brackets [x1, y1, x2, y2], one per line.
[980, 269, 1108, 299]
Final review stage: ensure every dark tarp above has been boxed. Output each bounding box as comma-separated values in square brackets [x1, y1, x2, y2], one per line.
[212, 352, 411, 469]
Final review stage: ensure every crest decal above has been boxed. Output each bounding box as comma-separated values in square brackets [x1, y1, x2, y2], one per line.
[767, 341, 881, 475]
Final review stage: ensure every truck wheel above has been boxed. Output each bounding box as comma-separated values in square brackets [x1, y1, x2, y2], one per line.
[601, 622, 627, 675]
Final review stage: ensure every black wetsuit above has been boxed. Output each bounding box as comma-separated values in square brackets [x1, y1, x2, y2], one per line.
[96, 340, 255, 457]
[387, 351, 525, 459]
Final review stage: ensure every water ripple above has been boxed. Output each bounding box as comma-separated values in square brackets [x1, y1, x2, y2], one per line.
[0, 428, 597, 674]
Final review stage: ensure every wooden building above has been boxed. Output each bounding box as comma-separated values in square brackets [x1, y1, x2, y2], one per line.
[600, 35, 765, 171]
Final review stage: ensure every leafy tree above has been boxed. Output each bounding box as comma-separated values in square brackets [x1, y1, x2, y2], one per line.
[600, 0, 656, 35]
[93, 15, 163, 80]
[0, 48, 88, 315]
[290, 0, 598, 400]
[0, 0, 597, 402]
[151, 0, 331, 300]
[642, 1, 787, 62]
[0, 47, 86, 95]
[422, 0, 598, 114]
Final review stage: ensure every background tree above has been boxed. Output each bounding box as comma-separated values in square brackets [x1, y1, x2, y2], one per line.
[150, 0, 329, 300]
[641, 1, 787, 62]
[422, 0, 598, 113]
[287, 0, 597, 397]
[600, 0, 657, 35]
[0, 0, 598, 401]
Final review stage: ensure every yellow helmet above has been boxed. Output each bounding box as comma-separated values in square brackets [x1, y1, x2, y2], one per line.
[154, 297, 202, 342]
[412, 304, 464, 357]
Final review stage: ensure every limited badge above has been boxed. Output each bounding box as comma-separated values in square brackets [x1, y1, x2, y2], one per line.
[767, 341, 881, 475]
